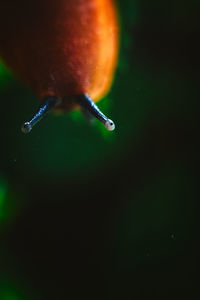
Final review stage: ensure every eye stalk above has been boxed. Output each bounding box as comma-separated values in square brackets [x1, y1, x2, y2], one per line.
[76, 94, 115, 131]
[21, 96, 60, 133]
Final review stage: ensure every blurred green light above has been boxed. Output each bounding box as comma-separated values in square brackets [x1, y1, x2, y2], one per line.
[0, 62, 11, 87]
[0, 176, 18, 224]
[0, 177, 8, 220]
[0, 63, 7, 79]
[0, 285, 24, 300]
[1, 291, 20, 300]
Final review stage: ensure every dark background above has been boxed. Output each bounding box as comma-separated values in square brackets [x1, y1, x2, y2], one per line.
[0, 0, 200, 299]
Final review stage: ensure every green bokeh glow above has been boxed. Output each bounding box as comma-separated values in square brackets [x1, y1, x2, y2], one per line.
[0, 176, 9, 221]
[0, 62, 10, 85]
[0, 176, 20, 224]
[1, 291, 21, 300]
[0, 284, 24, 300]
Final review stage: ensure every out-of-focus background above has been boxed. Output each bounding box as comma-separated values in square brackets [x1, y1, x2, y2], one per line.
[0, 0, 199, 299]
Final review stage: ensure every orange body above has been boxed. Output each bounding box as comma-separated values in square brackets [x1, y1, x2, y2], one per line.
[0, 0, 118, 110]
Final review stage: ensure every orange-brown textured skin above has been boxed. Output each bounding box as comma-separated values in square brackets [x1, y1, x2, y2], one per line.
[0, 0, 118, 111]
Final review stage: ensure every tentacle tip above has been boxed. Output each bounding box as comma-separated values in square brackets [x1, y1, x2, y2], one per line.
[105, 119, 115, 131]
[21, 122, 32, 134]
